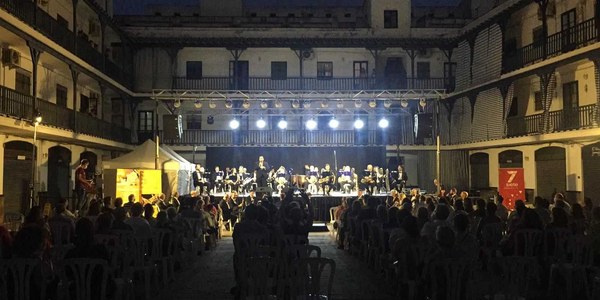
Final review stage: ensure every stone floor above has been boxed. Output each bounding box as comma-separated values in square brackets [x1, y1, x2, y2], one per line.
[161, 231, 395, 300]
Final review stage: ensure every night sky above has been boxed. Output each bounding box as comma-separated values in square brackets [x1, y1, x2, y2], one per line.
[114, 0, 462, 15]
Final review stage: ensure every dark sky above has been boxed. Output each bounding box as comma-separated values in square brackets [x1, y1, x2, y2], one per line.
[114, 0, 461, 15]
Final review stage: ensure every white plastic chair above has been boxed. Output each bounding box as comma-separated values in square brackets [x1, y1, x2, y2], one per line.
[291, 257, 336, 300]
[0, 258, 44, 300]
[58, 258, 110, 300]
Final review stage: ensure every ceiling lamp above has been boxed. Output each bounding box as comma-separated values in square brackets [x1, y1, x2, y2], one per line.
[229, 119, 240, 130]
[354, 118, 365, 129]
[328, 117, 339, 129]
[383, 99, 392, 108]
[277, 118, 288, 130]
[400, 99, 409, 108]
[292, 99, 301, 109]
[306, 118, 317, 130]
[194, 100, 202, 109]
[320, 100, 329, 108]
[260, 100, 269, 109]
[303, 100, 311, 109]
[368, 99, 377, 108]
[208, 100, 217, 109]
[354, 99, 363, 108]
[224, 99, 233, 109]
[274, 99, 283, 108]
[242, 99, 251, 109]
[378, 118, 389, 129]
[173, 98, 181, 108]
[256, 118, 266, 129]
[419, 98, 427, 108]
[336, 99, 344, 109]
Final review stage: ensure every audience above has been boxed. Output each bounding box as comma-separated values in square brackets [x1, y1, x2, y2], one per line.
[124, 203, 151, 237]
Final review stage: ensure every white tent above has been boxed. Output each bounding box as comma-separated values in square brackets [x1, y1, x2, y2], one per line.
[102, 139, 191, 200]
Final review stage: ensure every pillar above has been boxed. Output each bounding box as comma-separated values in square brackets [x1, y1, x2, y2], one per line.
[499, 82, 515, 136]
[591, 56, 600, 125]
[26, 41, 42, 116]
[538, 69, 556, 133]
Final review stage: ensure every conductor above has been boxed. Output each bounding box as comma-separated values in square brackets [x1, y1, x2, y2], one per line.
[254, 156, 270, 188]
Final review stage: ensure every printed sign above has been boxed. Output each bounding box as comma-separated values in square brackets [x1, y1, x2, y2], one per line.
[498, 168, 525, 210]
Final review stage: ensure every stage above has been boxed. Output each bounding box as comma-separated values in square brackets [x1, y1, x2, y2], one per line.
[211, 190, 391, 222]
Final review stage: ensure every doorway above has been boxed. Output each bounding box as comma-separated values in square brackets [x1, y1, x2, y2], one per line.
[229, 60, 249, 90]
[470, 152, 489, 190]
[48, 146, 72, 202]
[3, 141, 34, 214]
[384, 57, 407, 89]
[535, 146, 566, 200]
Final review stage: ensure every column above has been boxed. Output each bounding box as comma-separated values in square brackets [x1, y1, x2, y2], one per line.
[227, 48, 245, 90]
[165, 47, 181, 90]
[405, 49, 417, 89]
[591, 56, 600, 124]
[72, 0, 79, 48]
[538, 70, 556, 133]
[368, 47, 386, 89]
[467, 34, 477, 83]
[70, 66, 80, 131]
[499, 82, 515, 136]
[27, 42, 42, 116]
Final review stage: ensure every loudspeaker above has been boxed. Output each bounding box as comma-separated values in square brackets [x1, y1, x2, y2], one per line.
[414, 113, 433, 140]
[163, 114, 182, 140]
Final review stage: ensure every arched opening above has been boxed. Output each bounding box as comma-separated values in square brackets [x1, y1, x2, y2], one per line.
[583, 142, 600, 205]
[470, 152, 489, 190]
[3, 141, 35, 215]
[79, 151, 98, 183]
[535, 146, 566, 200]
[498, 150, 523, 168]
[47, 146, 72, 202]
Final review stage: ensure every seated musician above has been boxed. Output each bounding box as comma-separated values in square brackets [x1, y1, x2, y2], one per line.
[375, 167, 387, 194]
[390, 165, 408, 192]
[225, 168, 240, 193]
[319, 164, 335, 196]
[361, 164, 376, 195]
[275, 166, 288, 193]
[337, 165, 353, 194]
[307, 165, 319, 194]
[238, 166, 253, 194]
[212, 166, 225, 193]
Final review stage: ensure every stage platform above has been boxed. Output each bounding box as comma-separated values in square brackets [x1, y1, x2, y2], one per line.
[211, 191, 391, 222]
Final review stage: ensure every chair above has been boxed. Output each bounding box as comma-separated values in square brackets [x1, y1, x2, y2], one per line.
[150, 228, 176, 286]
[544, 228, 572, 261]
[367, 222, 385, 271]
[3, 213, 23, 232]
[428, 258, 474, 300]
[290, 257, 336, 300]
[57, 258, 110, 300]
[48, 220, 73, 245]
[241, 256, 280, 300]
[181, 217, 205, 258]
[493, 256, 539, 300]
[514, 229, 543, 257]
[119, 234, 158, 300]
[49, 243, 75, 264]
[394, 239, 432, 299]
[287, 244, 322, 260]
[0, 258, 44, 300]
[547, 234, 594, 300]
[94, 234, 119, 247]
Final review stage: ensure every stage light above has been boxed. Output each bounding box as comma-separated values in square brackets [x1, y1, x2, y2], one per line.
[225, 99, 233, 109]
[328, 117, 339, 129]
[173, 98, 181, 108]
[292, 99, 300, 109]
[378, 118, 389, 129]
[194, 100, 202, 109]
[208, 100, 217, 109]
[354, 99, 363, 108]
[277, 119, 288, 130]
[320, 100, 329, 108]
[401, 99, 409, 108]
[229, 119, 240, 130]
[207, 115, 214, 124]
[242, 99, 251, 109]
[274, 99, 283, 108]
[303, 100, 311, 109]
[306, 118, 317, 130]
[260, 100, 268, 109]
[354, 119, 365, 129]
[336, 99, 344, 109]
[256, 118, 266, 129]
[368, 99, 377, 108]
[383, 99, 392, 108]
[419, 98, 427, 108]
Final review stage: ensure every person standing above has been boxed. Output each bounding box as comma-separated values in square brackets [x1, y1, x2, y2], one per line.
[75, 159, 92, 214]
[254, 156, 270, 189]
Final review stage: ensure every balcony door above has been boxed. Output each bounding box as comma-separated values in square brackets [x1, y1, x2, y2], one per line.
[561, 9, 577, 52]
[229, 60, 249, 90]
[562, 81, 579, 129]
[384, 57, 407, 89]
[444, 62, 457, 92]
[353, 61, 368, 89]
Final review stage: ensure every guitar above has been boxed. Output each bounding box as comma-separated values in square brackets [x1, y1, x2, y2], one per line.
[84, 179, 96, 194]
[319, 176, 333, 184]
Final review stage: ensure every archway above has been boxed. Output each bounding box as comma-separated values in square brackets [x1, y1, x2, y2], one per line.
[583, 142, 600, 205]
[47, 146, 71, 202]
[535, 146, 566, 200]
[498, 150, 523, 168]
[470, 152, 489, 189]
[3, 141, 34, 215]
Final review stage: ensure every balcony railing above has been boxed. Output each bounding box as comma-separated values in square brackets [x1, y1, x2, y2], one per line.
[154, 129, 411, 146]
[0, 85, 131, 144]
[0, 0, 132, 88]
[174, 76, 452, 91]
[506, 104, 597, 137]
[504, 17, 598, 73]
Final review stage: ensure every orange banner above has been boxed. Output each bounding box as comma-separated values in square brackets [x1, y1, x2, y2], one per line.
[498, 168, 525, 210]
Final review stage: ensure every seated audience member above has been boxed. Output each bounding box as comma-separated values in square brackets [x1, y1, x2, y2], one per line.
[86, 198, 102, 223]
[169, 192, 181, 212]
[66, 218, 109, 260]
[508, 200, 527, 232]
[446, 199, 467, 224]
[588, 207, 600, 262]
[533, 196, 551, 226]
[390, 215, 421, 258]
[111, 208, 134, 231]
[421, 204, 450, 242]
[495, 195, 509, 222]
[416, 206, 430, 233]
[23, 205, 50, 230]
[124, 203, 151, 237]
[476, 202, 503, 238]
[101, 196, 113, 214]
[11, 226, 50, 298]
[464, 198, 475, 215]
[282, 205, 311, 237]
[384, 206, 400, 229]
[0, 224, 12, 258]
[232, 204, 266, 240]
[143, 203, 157, 227]
[471, 198, 487, 219]
[122, 194, 135, 213]
[583, 197, 594, 223]
[156, 193, 169, 211]
[95, 212, 114, 234]
[502, 208, 544, 256]
[546, 207, 569, 230]
[552, 193, 572, 214]
[570, 203, 587, 235]
[48, 200, 76, 244]
[454, 214, 478, 259]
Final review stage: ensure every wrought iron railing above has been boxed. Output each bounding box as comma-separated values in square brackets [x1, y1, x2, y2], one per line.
[174, 76, 451, 91]
[0, 0, 132, 88]
[506, 104, 597, 137]
[0, 85, 131, 144]
[504, 17, 597, 72]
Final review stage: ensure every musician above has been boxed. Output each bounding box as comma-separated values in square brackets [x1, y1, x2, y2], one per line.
[254, 156, 270, 189]
[361, 164, 377, 195]
[212, 166, 225, 193]
[307, 165, 319, 194]
[225, 168, 240, 193]
[75, 159, 93, 212]
[390, 165, 408, 192]
[275, 166, 289, 193]
[338, 166, 353, 194]
[320, 164, 335, 196]
[375, 167, 387, 194]
[192, 164, 210, 194]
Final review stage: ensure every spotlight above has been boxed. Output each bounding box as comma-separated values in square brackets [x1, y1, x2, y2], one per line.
[328, 117, 339, 129]
[378, 118, 389, 129]
[383, 99, 392, 108]
[306, 118, 317, 130]
[400, 99, 409, 108]
[242, 99, 251, 109]
[303, 100, 311, 109]
[194, 100, 203, 109]
[277, 119, 288, 130]
[292, 99, 300, 109]
[368, 99, 377, 108]
[260, 100, 268, 109]
[256, 118, 266, 129]
[354, 99, 363, 108]
[274, 99, 283, 108]
[419, 98, 427, 108]
[336, 100, 344, 109]
[320, 100, 329, 108]
[229, 119, 240, 130]
[208, 100, 217, 109]
[225, 99, 233, 109]
[207, 115, 215, 124]
[354, 119, 365, 129]
[173, 98, 181, 108]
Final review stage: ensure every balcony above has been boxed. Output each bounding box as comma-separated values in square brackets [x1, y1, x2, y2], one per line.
[503, 17, 598, 73]
[0, 0, 132, 89]
[173, 76, 453, 91]
[153, 129, 414, 147]
[506, 104, 597, 137]
[0, 85, 131, 144]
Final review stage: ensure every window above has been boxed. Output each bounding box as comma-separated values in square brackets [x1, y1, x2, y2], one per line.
[317, 62, 333, 79]
[562, 81, 579, 109]
[15, 72, 30, 95]
[56, 84, 67, 107]
[508, 97, 518, 117]
[186, 115, 202, 130]
[384, 10, 398, 28]
[271, 62, 287, 80]
[138, 111, 154, 131]
[186, 61, 203, 79]
[534, 91, 543, 111]
[353, 61, 368, 78]
[416, 62, 430, 79]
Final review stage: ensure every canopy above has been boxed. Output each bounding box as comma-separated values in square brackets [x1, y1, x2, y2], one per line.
[103, 139, 187, 170]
